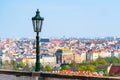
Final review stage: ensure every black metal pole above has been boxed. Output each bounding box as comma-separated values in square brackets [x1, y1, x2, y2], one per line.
[35, 32, 40, 71]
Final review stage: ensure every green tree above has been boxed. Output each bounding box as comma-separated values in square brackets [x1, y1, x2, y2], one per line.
[44, 65, 52, 71]
[19, 62, 25, 68]
[78, 65, 87, 71]
[86, 65, 96, 72]
[111, 56, 120, 64]
[101, 56, 120, 64]
[11, 60, 18, 70]
[60, 65, 71, 70]
[78, 65, 96, 72]
[2, 60, 19, 70]
[93, 58, 108, 66]
[23, 63, 30, 71]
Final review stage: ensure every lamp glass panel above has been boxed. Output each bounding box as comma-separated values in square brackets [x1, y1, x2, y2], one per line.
[32, 20, 36, 32]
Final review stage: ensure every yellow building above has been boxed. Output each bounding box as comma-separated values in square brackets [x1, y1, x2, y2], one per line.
[22, 57, 35, 67]
[62, 50, 82, 64]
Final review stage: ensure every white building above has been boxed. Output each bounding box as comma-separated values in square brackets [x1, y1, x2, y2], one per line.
[40, 54, 56, 66]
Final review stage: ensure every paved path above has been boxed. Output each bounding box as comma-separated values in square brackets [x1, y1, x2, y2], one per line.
[0, 74, 77, 80]
[0, 74, 37, 80]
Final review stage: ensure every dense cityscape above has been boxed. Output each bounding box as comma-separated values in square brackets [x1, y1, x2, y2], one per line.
[1, 0, 120, 79]
[0, 37, 120, 77]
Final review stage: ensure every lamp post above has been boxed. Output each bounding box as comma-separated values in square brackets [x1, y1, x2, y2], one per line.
[32, 9, 44, 71]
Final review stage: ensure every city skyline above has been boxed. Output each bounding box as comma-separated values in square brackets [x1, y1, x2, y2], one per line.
[0, 0, 120, 38]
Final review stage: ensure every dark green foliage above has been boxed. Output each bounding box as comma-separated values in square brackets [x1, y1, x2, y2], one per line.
[105, 56, 120, 64]
[86, 65, 96, 72]
[78, 65, 96, 72]
[11, 60, 19, 70]
[93, 58, 108, 66]
[18, 62, 25, 68]
[44, 65, 52, 71]
[60, 65, 71, 70]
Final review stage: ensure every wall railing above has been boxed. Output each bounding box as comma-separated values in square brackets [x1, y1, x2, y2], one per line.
[0, 70, 120, 80]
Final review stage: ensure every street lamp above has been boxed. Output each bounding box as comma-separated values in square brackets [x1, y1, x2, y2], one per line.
[32, 9, 44, 71]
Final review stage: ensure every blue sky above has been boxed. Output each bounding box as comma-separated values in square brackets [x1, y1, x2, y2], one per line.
[0, 0, 120, 38]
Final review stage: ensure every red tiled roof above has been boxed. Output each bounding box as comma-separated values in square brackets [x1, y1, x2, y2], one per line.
[109, 65, 120, 76]
[50, 39, 64, 44]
